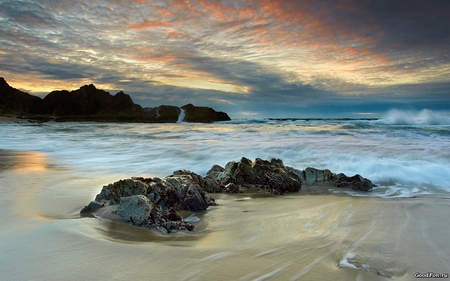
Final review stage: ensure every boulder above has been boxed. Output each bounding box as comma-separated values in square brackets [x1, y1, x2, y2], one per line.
[80, 201, 104, 214]
[181, 103, 231, 122]
[285, 166, 374, 191]
[335, 174, 374, 192]
[81, 171, 216, 233]
[94, 178, 148, 205]
[207, 157, 302, 194]
[113, 195, 194, 233]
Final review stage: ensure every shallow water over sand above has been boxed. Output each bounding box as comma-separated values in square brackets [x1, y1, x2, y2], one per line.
[1, 116, 450, 198]
[1, 151, 450, 280]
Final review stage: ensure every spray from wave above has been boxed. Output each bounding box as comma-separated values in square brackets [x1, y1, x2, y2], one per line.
[378, 109, 450, 125]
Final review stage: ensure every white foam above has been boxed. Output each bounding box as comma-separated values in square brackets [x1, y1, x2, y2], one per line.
[378, 109, 450, 125]
[177, 108, 186, 123]
[338, 252, 358, 269]
[1, 118, 449, 197]
[184, 214, 200, 222]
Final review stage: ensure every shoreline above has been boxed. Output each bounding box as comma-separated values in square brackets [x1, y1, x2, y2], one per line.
[0, 114, 34, 123]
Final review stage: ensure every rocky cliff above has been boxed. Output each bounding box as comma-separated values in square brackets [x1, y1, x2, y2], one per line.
[0, 77, 231, 123]
[182, 103, 231, 123]
[0, 78, 42, 115]
[38, 84, 143, 121]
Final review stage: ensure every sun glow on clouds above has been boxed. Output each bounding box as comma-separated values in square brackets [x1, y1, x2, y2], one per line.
[9, 77, 117, 97]
[161, 77, 250, 94]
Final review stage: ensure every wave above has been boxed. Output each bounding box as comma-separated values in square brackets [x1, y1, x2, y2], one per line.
[2, 116, 450, 198]
[377, 109, 450, 125]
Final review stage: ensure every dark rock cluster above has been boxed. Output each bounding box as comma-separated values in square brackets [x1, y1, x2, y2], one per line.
[0, 77, 231, 123]
[81, 175, 215, 233]
[81, 157, 374, 233]
[37, 85, 143, 121]
[206, 157, 302, 194]
[181, 103, 231, 123]
[286, 166, 374, 192]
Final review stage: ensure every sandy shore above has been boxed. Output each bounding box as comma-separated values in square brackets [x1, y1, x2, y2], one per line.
[1, 150, 449, 280]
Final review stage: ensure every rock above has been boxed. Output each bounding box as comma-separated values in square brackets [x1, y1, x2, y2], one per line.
[167, 170, 212, 210]
[182, 183, 209, 212]
[114, 195, 153, 225]
[181, 103, 231, 122]
[0, 78, 232, 123]
[224, 183, 239, 193]
[286, 166, 374, 191]
[207, 157, 302, 194]
[335, 174, 374, 192]
[40, 84, 143, 121]
[95, 178, 149, 205]
[206, 158, 373, 193]
[0, 77, 42, 115]
[301, 167, 336, 185]
[141, 105, 180, 123]
[203, 174, 222, 193]
[113, 195, 194, 233]
[80, 201, 104, 214]
[81, 157, 375, 233]
[81, 172, 214, 233]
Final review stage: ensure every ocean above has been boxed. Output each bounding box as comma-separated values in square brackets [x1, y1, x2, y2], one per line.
[1, 109, 450, 280]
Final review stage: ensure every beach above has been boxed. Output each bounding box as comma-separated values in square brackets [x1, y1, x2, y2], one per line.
[1, 150, 450, 280]
[1, 116, 450, 280]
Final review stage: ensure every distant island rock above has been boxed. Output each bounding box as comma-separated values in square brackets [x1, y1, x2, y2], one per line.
[80, 157, 374, 233]
[0, 77, 231, 123]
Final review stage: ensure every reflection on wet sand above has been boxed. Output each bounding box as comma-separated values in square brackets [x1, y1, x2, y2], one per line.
[0, 149, 51, 172]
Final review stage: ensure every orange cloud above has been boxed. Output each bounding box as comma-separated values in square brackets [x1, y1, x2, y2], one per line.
[164, 29, 186, 39]
[129, 19, 171, 29]
[154, 6, 176, 18]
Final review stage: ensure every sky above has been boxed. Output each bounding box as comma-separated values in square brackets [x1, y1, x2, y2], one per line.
[1, 0, 450, 118]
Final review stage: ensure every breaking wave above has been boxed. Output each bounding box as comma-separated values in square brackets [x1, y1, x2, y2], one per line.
[378, 109, 450, 125]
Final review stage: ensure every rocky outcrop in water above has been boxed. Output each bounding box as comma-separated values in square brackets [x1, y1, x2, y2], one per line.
[205, 157, 374, 192]
[142, 105, 181, 123]
[286, 167, 374, 191]
[81, 174, 216, 233]
[181, 103, 231, 123]
[207, 157, 302, 194]
[39, 84, 143, 121]
[0, 77, 231, 123]
[80, 157, 374, 233]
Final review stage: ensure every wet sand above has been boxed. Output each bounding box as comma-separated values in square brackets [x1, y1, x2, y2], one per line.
[1, 151, 450, 280]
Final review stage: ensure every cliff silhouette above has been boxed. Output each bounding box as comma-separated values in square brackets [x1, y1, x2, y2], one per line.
[0, 77, 230, 123]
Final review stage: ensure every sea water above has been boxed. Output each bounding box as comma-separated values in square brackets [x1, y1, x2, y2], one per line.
[1, 109, 450, 280]
[1, 109, 450, 198]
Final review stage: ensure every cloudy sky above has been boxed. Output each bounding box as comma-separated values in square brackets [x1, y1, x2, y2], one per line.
[1, 0, 449, 118]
